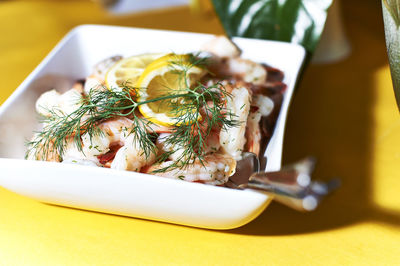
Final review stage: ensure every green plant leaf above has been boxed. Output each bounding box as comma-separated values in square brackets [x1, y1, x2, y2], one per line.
[383, 0, 400, 28]
[212, 0, 333, 53]
[383, 0, 400, 110]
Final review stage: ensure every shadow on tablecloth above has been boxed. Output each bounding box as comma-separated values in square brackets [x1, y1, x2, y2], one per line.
[226, 0, 400, 236]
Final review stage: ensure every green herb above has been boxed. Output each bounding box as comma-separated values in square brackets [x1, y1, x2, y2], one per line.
[151, 56, 240, 172]
[26, 84, 156, 161]
[93, 145, 102, 152]
[383, 0, 400, 110]
[153, 83, 240, 172]
[26, 54, 239, 173]
[383, 0, 400, 28]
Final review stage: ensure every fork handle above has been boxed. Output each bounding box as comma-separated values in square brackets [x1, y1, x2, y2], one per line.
[245, 180, 319, 211]
[245, 178, 340, 211]
[251, 157, 316, 187]
[271, 194, 319, 211]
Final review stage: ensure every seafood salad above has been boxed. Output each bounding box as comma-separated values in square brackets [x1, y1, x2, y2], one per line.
[26, 36, 286, 186]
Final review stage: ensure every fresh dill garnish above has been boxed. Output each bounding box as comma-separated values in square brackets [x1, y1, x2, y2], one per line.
[152, 82, 240, 173]
[25, 53, 240, 173]
[25, 84, 156, 160]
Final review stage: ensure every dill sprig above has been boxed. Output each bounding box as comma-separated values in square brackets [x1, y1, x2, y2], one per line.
[150, 53, 240, 172]
[26, 53, 240, 173]
[26, 86, 157, 160]
[153, 82, 239, 173]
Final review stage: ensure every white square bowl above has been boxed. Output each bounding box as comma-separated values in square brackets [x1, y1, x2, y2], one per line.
[0, 25, 305, 229]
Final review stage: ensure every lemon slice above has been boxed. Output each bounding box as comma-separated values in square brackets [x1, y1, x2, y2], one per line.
[105, 53, 165, 91]
[136, 54, 205, 126]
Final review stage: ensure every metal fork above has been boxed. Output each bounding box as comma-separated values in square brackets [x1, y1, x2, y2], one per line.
[226, 153, 340, 211]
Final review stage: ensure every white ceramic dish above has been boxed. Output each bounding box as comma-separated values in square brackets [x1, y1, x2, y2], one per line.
[0, 25, 305, 229]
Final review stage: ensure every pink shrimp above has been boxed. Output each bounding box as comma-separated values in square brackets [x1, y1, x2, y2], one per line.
[147, 153, 236, 185]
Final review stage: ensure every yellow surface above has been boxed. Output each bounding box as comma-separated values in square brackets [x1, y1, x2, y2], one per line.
[0, 0, 399, 265]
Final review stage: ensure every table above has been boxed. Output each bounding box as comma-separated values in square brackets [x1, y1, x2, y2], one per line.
[0, 0, 399, 264]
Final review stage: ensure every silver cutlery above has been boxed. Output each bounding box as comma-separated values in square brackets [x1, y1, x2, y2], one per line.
[226, 153, 340, 211]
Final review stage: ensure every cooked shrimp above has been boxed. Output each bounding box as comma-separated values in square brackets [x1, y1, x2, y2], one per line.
[226, 57, 267, 85]
[157, 126, 220, 162]
[78, 117, 156, 171]
[84, 75, 105, 95]
[243, 94, 274, 156]
[156, 133, 185, 161]
[62, 117, 132, 162]
[111, 132, 157, 171]
[202, 36, 267, 85]
[83, 55, 122, 94]
[82, 117, 169, 159]
[147, 153, 236, 185]
[92, 55, 122, 80]
[93, 117, 133, 144]
[62, 139, 100, 166]
[35, 86, 82, 117]
[219, 83, 252, 160]
[208, 57, 267, 85]
[201, 35, 241, 58]
[253, 94, 274, 116]
[245, 110, 261, 156]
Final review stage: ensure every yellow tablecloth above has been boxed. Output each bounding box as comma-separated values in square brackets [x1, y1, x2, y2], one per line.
[1, 0, 399, 265]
